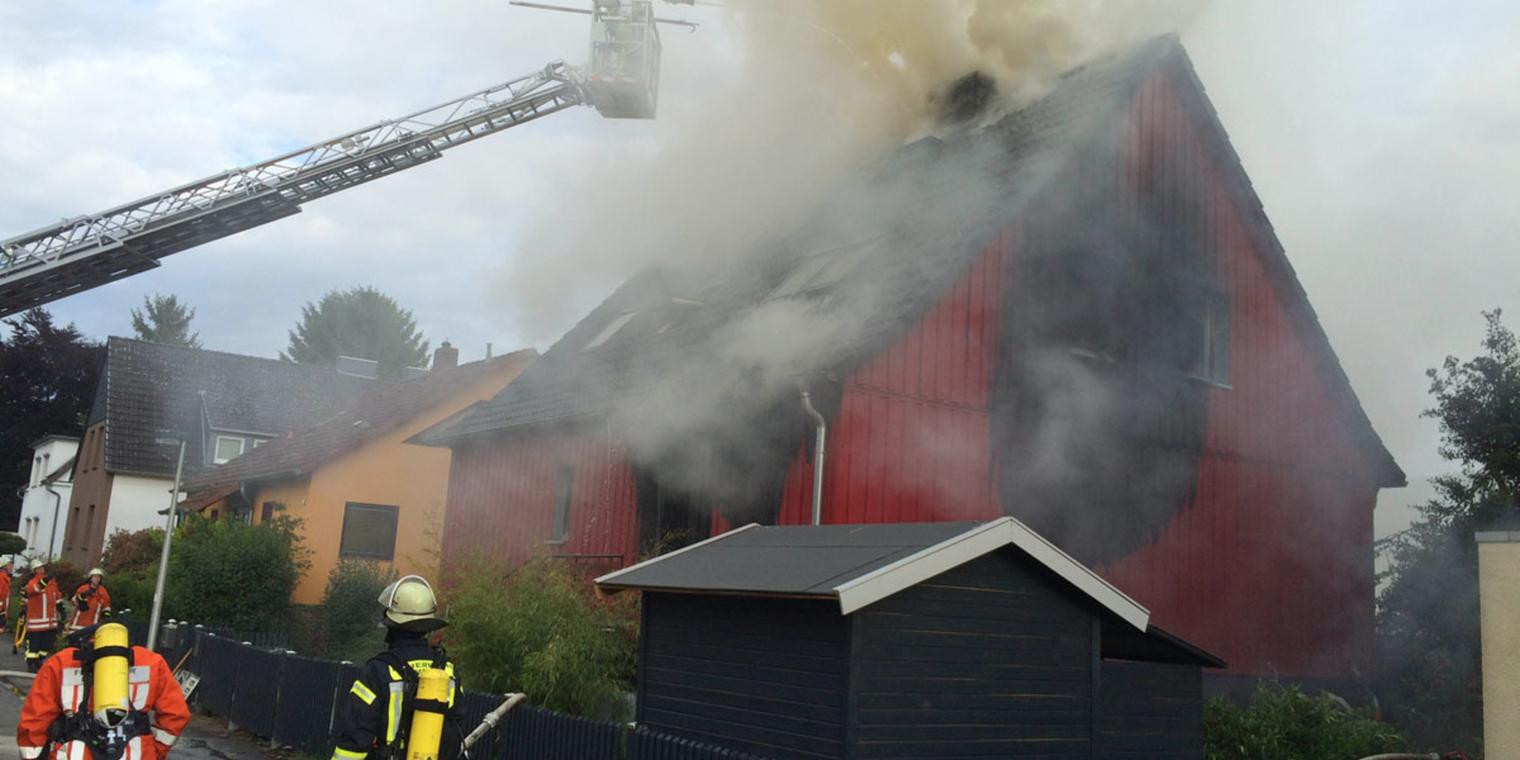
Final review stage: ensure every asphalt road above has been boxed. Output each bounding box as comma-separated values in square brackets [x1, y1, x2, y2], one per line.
[0, 641, 279, 760]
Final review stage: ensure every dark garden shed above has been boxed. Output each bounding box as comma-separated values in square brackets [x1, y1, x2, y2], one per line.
[597, 518, 1224, 760]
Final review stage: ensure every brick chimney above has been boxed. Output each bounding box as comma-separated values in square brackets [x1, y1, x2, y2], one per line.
[432, 340, 459, 371]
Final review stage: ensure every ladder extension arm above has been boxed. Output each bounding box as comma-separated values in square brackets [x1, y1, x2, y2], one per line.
[0, 62, 585, 316]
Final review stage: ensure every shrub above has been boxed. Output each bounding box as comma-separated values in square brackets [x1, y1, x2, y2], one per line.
[1204, 683, 1405, 760]
[0, 532, 26, 555]
[165, 514, 310, 630]
[321, 560, 395, 662]
[47, 561, 85, 597]
[106, 571, 157, 620]
[101, 529, 163, 575]
[444, 558, 636, 717]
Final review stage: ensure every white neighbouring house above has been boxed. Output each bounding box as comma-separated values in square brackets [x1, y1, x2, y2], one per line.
[16, 434, 79, 561]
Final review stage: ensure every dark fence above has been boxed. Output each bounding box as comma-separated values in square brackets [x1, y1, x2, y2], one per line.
[145, 624, 769, 760]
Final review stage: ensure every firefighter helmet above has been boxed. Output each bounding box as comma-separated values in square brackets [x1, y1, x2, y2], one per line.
[378, 575, 445, 629]
[29, 558, 43, 572]
[87, 567, 105, 579]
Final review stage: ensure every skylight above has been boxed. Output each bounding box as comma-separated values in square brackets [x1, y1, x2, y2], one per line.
[585, 311, 638, 350]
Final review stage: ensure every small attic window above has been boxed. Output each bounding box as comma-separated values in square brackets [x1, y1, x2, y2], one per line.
[771, 238, 881, 299]
[586, 311, 638, 350]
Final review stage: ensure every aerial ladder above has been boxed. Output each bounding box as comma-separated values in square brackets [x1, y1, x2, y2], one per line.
[0, 0, 692, 317]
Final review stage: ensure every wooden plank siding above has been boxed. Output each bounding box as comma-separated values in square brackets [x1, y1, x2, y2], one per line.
[850, 552, 1095, 759]
[1095, 660, 1204, 759]
[1097, 67, 1380, 681]
[638, 593, 850, 760]
[442, 424, 639, 568]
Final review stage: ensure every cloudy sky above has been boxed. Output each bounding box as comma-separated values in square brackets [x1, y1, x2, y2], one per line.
[2, 1, 1515, 537]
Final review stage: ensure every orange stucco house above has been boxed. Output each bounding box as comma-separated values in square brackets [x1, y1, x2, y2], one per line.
[184, 345, 535, 603]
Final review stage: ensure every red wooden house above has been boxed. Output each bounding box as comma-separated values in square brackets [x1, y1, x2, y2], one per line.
[418, 38, 1403, 693]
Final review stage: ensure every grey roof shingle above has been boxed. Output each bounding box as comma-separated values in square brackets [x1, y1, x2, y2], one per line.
[183, 350, 534, 492]
[91, 337, 372, 477]
[422, 40, 1155, 446]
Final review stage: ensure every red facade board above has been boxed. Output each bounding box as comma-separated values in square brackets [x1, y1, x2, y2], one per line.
[441, 64, 1385, 680]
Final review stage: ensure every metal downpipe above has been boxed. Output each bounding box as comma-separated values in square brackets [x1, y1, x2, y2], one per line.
[800, 390, 827, 526]
[44, 483, 63, 560]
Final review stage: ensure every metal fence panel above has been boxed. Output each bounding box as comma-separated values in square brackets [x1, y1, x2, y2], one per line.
[490, 705, 624, 760]
[194, 634, 240, 715]
[627, 728, 772, 760]
[273, 654, 341, 754]
[230, 646, 283, 738]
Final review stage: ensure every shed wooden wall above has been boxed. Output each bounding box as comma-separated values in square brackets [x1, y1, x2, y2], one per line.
[638, 593, 849, 760]
[849, 551, 1095, 759]
[1095, 660, 1204, 759]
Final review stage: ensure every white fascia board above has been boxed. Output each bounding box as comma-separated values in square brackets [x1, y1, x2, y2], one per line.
[594, 522, 761, 587]
[833, 517, 1150, 631]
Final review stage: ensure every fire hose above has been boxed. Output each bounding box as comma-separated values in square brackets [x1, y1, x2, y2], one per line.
[462, 693, 527, 753]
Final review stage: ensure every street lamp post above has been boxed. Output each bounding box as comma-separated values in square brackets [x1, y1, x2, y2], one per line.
[146, 439, 186, 651]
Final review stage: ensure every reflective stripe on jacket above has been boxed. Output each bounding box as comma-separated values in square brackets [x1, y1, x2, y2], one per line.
[330, 636, 461, 760]
[16, 645, 190, 760]
[68, 583, 111, 630]
[23, 576, 61, 632]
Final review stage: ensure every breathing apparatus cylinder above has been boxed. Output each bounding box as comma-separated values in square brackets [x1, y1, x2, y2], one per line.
[405, 668, 450, 760]
[91, 623, 131, 726]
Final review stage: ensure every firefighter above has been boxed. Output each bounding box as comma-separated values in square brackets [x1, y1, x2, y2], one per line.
[21, 559, 63, 673]
[69, 568, 112, 632]
[16, 622, 190, 760]
[331, 576, 464, 760]
[1, 557, 14, 644]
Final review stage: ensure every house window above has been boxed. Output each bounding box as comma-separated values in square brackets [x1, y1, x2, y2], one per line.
[340, 502, 399, 560]
[212, 435, 245, 464]
[260, 501, 283, 524]
[251, 439, 267, 448]
[1190, 292, 1231, 386]
[585, 312, 637, 350]
[550, 467, 574, 544]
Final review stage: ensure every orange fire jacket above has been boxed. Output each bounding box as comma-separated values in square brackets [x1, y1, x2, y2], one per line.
[69, 583, 112, 630]
[0, 571, 11, 617]
[23, 575, 61, 633]
[17, 645, 190, 760]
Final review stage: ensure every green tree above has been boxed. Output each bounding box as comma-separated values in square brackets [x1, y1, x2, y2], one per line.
[165, 514, 310, 630]
[1378, 309, 1520, 752]
[282, 287, 428, 379]
[0, 309, 103, 529]
[129, 293, 201, 348]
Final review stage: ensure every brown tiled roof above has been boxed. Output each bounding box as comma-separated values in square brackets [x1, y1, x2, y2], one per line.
[184, 350, 535, 492]
[90, 338, 373, 477]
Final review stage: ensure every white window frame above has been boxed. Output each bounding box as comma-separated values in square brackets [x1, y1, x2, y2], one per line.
[212, 435, 246, 464]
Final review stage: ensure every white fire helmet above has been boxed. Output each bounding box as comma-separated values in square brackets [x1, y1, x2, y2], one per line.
[377, 575, 445, 629]
[30, 559, 43, 572]
[88, 567, 105, 580]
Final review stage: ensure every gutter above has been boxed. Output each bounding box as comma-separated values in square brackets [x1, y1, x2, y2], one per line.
[800, 390, 827, 526]
[43, 482, 63, 560]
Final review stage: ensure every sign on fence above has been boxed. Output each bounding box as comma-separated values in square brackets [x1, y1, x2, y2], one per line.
[174, 670, 200, 699]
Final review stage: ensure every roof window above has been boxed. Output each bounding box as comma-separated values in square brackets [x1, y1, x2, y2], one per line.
[770, 238, 881, 299]
[585, 311, 638, 350]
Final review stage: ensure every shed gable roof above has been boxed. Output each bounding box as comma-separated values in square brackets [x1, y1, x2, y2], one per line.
[596, 517, 1150, 630]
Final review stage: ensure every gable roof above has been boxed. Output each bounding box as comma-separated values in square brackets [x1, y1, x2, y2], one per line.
[89, 337, 372, 477]
[183, 349, 535, 492]
[420, 37, 1400, 487]
[596, 517, 1150, 630]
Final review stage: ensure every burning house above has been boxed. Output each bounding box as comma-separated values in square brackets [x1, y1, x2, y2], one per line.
[416, 37, 1403, 694]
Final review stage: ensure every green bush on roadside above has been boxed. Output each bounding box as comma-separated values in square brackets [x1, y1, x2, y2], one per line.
[164, 514, 309, 630]
[1204, 683, 1405, 760]
[321, 560, 395, 662]
[444, 557, 637, 718]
